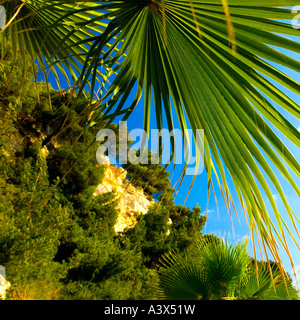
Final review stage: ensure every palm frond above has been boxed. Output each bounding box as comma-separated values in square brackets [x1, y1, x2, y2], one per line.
[193, 238, 249, 298]
[73, 0, 300, 266]
[239, 263, 299, 300]
[158, 250, 210, 300]
[0, 0, 110, 90]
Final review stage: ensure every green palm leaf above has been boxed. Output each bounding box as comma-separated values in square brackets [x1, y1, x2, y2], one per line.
[72, 0, 300, 266]
[159, 238, 248, 300]
[0, 0, 110, 90]
[195, 238, 249, 298]
[158, 250, 211, 300]
[239, 263, 299, 300]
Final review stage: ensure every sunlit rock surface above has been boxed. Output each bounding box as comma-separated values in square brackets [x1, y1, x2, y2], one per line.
[0, 273, 10, 300]
[94, 161, 154, 233]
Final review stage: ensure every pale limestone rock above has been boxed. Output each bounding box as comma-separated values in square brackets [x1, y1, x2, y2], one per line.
[39, 145, 49, 157]
[97, 154, 110, 165]
[0, 274, 10, 300]
[94, 165, 154, 233]
[166, 218, 172, 236]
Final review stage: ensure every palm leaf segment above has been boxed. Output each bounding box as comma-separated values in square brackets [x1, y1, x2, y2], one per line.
[0, 0, 110, 90]
[239, 265, 298, 300]
[81, 0, 300, 266]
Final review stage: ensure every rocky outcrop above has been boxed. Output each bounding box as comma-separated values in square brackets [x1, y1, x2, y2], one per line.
[0, 273, 10, 300]
[94, 158, 154, 233]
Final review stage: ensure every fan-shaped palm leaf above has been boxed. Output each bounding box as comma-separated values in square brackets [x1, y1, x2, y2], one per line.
[239, 263, 299, 300]
[69, 0, 300, 268]
[0, 0, 110, 90]
[158, 238, 249, 300]
[158, 250, 211, 300]
[194, 238, 249, 298]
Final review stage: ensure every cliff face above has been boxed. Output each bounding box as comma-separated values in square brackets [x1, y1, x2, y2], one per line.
[93, 159, 154, 233]
[3, 117, 153, 235]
